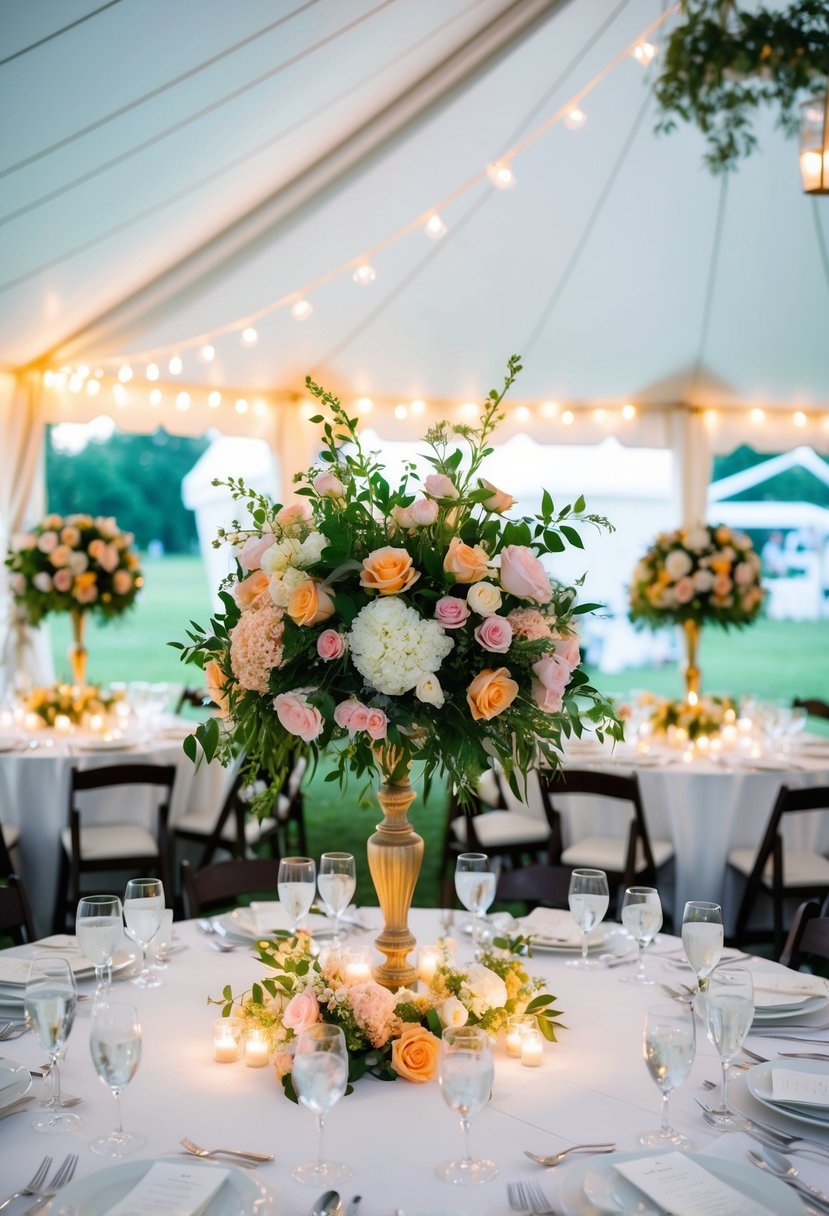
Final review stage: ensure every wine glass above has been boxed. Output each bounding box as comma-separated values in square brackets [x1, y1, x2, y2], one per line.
[318, 853, 356, 947]
[89, 1001, 145, 1157]
[149, 909, 174, 971]
[123, 878, 164, 989]
[291, 1023, 351, 1185]
[76, 894, 123, 996]
[620, 887, 662, 985]
[437, 1025, 497, 1185]
[278, 857, 317, 934]
[703, 970, 754, 1129]
[454, 854, 496, 958]
[640, 1003, 696, 1150]
[567, 868, 609, 968]
[24, 956, 80, 1132]
[681, 900, 723, 993]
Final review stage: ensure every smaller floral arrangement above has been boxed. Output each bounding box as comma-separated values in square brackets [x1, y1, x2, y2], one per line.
[23, 682, 124, 727]
[211, 932, 563, 1099]
[638, 691, 738, 741]
[5, 513, 142, 626]
[629, 523, 763, 629]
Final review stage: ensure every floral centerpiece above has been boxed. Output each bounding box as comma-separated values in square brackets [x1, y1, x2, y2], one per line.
[634, 690, 738, 742]
[5, 513, 143, 686]
[177, 357, 621, 986]
[22, 681, 124, 728]
[212, 931, 562, 1099]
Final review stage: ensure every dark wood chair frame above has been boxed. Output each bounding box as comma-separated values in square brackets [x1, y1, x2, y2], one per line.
[779, 897, 829, 971]
[180, 856, 281, 919]
[0, 875, 35, 944]
[174, 687, 216, 714]
[793, 697, 829, 721]
[0, 823, 15, 879]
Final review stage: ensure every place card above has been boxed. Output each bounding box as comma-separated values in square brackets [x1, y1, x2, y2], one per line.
[615, 1152, 778, 1216]
[771, 1068, 829, 1109]
[106, 1161, 229, 1216]
[0, 954, 96, 985]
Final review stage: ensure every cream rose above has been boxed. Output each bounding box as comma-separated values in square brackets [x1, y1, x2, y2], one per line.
[437, 996, 468, 1028]
[359, 547, 420, 595]
[390, 1024, 441, 1083]
[415, 674, 445, 708]
[466, 667, 519, 721]
[466, 581, 502, 616]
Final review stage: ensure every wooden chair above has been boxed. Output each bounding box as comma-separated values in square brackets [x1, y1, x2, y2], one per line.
[0, 821, 20, 878]
[174, 686, 215, 715]
[778, 898, 829, 971]
[495, 863, 572, 911]
[53, 763, 176, 931]
[729, 784, 829, 955]
[180, 857, 280, 919]
[0, 875, 35, 944]
[793, 697, 829, 721]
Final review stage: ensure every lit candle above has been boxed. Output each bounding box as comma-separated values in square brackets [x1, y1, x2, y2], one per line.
[24, 712, 40, 732]
[54, 714, 72, 733]
[88, 713, 104, 733]
[521, 1027, 544, 1068]
[417, 945, 441, 986]
[506, 1014, 537, 1058]
[213, 1018, 242, 1063]
[244, 1029, 270, 1067]
[721, 724, 737, 745]
[344, 948, 372, 984]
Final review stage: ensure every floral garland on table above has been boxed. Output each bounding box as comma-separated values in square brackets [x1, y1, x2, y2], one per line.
[5, 513, 142, 626]
[635, 691, 738, 741]
[629, 524, 764, 630]
[23, 682, 124, 728]
[176, 357, 621, 807]
[212, 932, 563, 1098]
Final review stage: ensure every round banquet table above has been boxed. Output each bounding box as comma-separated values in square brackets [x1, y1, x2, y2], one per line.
[0, 724, 231, 935]
[0, 909, 827, 1214]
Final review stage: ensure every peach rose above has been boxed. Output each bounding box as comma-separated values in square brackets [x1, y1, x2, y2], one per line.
[282, 989, 320, 1032]
[466, 667, 519, 721]
[287, 578, 336, 626]
[480, 479, 514, 513]
[53, 568, 73, 593]
[473, 615, 513, 654]
[552, 636, 580, 669]
[274, 690, 323, 742]
[239, 534, 275, 570]
[48, 544, 71, 567]
[499, 545, 552, 603]
[234, 569, 270, 609]
[674, 577, 695, 604]
[113, 569, 133, 596]
[443, 537, 490, 584]
[390, 1024, 441, 1083]
[391, 504, 416, 529]
[272, 1050, 294, 1080]
[424, 473, 459, 500]
[313, 471, 346, 498]
[275, 501, 313, 531]
[434, 595, 469, 629]
[317, 629, 346, 661]
[204, 658, 230, 715]
[37, 531, 58, 554]
[360, 547, 420, 595]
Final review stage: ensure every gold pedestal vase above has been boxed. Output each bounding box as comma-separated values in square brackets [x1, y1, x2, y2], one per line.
[68, 609, 88, 687]
[682, 619, 701, 703]
[366, 752, 423, 991]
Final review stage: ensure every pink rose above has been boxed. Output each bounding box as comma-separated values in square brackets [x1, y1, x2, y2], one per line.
[234, 569, 270, 609]
[480, 479, 514, 513]
[552, 637, 580, 669]
[713, 573, 732, 596]
[424, 473, 459, 500]
[499, 545, 552, 603]
[9, 573, 25, 594]
[349, 705, 370, 732]
[37, 531, 58, 554]
[313, 471, 346, 498]
[409, 498, 439, 526]
[473, 615, 513, 654]
[282, 989, 320, 1032]
[531, 653, 571, 713]
[334, 700, 362, 731]
[434, 596, 470, 629]
[239, 534, 275, 570]
[317, 629, 346, 661]
[275, 501, 313, 529]
[98, 544, 120, 573]
[272, 1050, 294, 1080]
[674, 577, 695, 604]
[53, 568, 73, 593]
[274, 690, 323, 742]
[391, 505, 416, 529]
[113, 569, 133, 595]
[364, 709, 388, 741]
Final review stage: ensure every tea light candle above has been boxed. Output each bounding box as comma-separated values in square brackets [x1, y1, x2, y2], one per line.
[417, 945, 441, 986]
[88, 713, 104, 733]
[521, 1027, 544, 1068]
[244, 1029, 270, 1067]
[344, 948, 372, 984]
[506, 1014, 538, 1058]
[24, 712, 40, 732]
[213, 1018, 242, 1063]
[54, 714, 72, 733]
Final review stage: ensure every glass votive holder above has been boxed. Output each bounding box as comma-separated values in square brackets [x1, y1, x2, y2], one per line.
[151, 908, 174, 970]
[244, 1027, 271, 1068]
[417, 945, 441, 987]
[506, 1013, 538, 1058]
[521, 1026, 544, 1068]
[344, 947, 372, 985]
[213, 1018, 243, 1063]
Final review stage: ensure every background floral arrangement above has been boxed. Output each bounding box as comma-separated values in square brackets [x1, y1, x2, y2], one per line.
[177, 357, 621, 807]
[5, 512, 142, 626]
[23, 682, 124, 727]
[212, 931, 562, 1099]
[635, 690, 738, 740]
[629, 523, 764, 630]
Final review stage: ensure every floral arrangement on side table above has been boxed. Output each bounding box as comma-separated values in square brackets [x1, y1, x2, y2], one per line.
[22, 682, 124, 728]
[635, 690, 738, 741]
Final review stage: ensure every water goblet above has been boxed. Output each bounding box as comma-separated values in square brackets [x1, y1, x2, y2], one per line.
[620, 886, 662, 985]
[703, 970, 754, 1129]
[318, 852, 356, 946]
[567, 868, 609, 967]
[123, 878, 164, 989]
[454, 854, 496, 958]
[640, 1003, 696, 1150]
[75, 894, 123, 995]
[278, 856, 317, 934]
[24, 956, 80, 1132]
[149, 908, 174, 971]
[291, 1023, 351, 1185]
[681, 900, 723, 993]
[437, 1025, 497, 1185]
[89, 1000, 145, 1157]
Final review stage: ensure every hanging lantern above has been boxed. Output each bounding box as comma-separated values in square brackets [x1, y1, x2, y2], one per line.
[799, 88, 829, 194]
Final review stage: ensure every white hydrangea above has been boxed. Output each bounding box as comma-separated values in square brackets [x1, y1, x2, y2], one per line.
[347, 596, 453, 696]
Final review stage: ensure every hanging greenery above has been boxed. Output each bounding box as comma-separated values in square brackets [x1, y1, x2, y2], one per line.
[653, 0, 829, 173]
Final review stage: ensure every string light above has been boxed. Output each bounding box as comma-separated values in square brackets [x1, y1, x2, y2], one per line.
[353, 263, 376, 286]
[424, 214, 447, 239]
[515, 405, 531, 423]
[750, 408, 765, 425]
[794, 410, 807, 427]
[593, 408, 607, 424]
[199, 344, 215, 362]
[241, 328, 258, 346]
[149, 388, 162, 406]
[355, 397, 373, 415]
[118, 363, 133, 383]
[632, 41, 656, 66]
[410, 399, 426, 415]
[254, 399, 268, 417]
[76, 365, 89, 379]
[168, 355, 182, 375]
[394, 403, 408, 420]
[459, 402, 479, 419]
[299, 401, 316, 420]
[113, 384, 128, 407]
[703, 408, 719, 429]
[68, 373, 84, 393]
[564, 107, 587, 130]
[176, 391, 191, 411]
[208, 390, 222, 408]
[540, 400, 560, 418]
[86, 379, 100, 396]
[291, 299, 314, 321]
[621, 402, 637, 420]
[486, 160, 517, 189]
[561, 409, 575, 425]
[235, 397, 249, 413]
[146, 363, 159, 381]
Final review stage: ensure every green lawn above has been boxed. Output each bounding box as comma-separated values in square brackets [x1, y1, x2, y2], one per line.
[48, 557, 829, 904]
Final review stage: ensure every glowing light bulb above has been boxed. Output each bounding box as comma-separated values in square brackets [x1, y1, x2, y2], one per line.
[149, 388, 162, 406]
[113, 384, 128, 407]
[564, 107, 587, 131]
[43, 370, 55, 387]
[299, 401, 315, 420]
[621, 402, 637, 421]
[146, 363, 159, 381]
[355, 397, 373, 415]
[353, 264, 376, 286]
[254, 400, 268, 417]
[394, 404, 408, 420]
[169, 355, 182, 375]
[410, 399, 426, 415]
[235, 398, 249, 414]
[593, 408, 607, 424]
[515, 405, 531, 423]
[86, 379, 101, 397]
[118, 363, 133, 383]
[561, 409, 574, 426]
[459, 402, 478, 419]
[76, 365, 89, 379]
[208, 390, 222, 408]
[750, 407, 765, 425]
[540, 400, 560, 418]
[633, 41, 656, 66]
[241, 327, 258, 346]
[68, 374, 84, 393]
[291, 299, 314, 321]
[425, 214, 447, 239]
[704, 409, 719, 429]
[176, 391, 191, 411]
[486, 160, 516, 189]
[794, 410, 807, 427]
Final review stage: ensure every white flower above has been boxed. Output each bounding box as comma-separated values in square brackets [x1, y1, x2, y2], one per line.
[437, 996, 468, 1028]
[684, 526, 710, 552]
[466, 581, 502, 617]
[268, 565, 306, 607]
[664, 549, 692, 580]
[347, 597, 453, 696]
[68, 551, 89, 574]
[415, 674, 445, 708]
[261, 537, 302, 576]
[298, 531, 327, 567]
[693, 569, 714, 593]
[32, 572, 53, 593]
[461, 963, 508, 1018]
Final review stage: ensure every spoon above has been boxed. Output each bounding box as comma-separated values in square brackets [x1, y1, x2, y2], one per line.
[525, 1143, 616, 1167]
[311, 1192, 342, 1216]
[748, 1148, 829, 1208]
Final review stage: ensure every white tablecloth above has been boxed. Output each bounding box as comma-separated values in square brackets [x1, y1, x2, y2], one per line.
[0, 910, 827, 1213]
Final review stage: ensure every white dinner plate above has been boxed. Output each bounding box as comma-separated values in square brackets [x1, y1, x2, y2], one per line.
[752, 994, 828, 1024]
[53, 1156, 273, 1216]
[520, 908, 609, 952]
[0, 737, 20, 752]
[0, 949, 134, 986]
[558, 1149, 802, 1216]
[73, 737, 136, 752]
[0, 1058, 32, 1111]
[747, 1058, 829, 1129]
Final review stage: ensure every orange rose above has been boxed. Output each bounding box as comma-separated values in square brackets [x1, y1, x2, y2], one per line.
[287, 578, 336, 626]
[204, 658, 230, 716]
[391, 1024, 441, 1083]
[234, 569, 269, 609]
[443, 537, 490, 584]
[466, 667, 519, 721]
[359, 547, 420, 595]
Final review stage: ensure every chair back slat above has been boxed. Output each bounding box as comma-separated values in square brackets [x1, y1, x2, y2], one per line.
[0, 875, 35, 944]
[181, 857, 280, 918]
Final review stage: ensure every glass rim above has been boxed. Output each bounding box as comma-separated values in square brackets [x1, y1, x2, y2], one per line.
[571, 868, 608, 877]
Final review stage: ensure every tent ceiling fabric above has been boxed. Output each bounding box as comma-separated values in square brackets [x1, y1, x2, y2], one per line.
[2, 0, 829, 422]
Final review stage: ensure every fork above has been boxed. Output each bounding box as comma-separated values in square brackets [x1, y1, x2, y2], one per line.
[23, 1154, 79, 1214]
[696, 1101, 829, 1158]
[180, 1137, 274, 1164]
[0, 1021, 28, 1041]
[0, 1157, 52, 1211]
[507, 1180, 557, 1214]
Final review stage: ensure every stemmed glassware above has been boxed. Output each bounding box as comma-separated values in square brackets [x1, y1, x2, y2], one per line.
[278, 857, 317, 934]
[681, 901, 723, 993]
[454, 854, 495, 958]
[291, 1023, 351, 1185]
[567, 868, 609, 968]
[89, 1001, 145, 1157]
[76, 894, 123, 996]
[24, 956, 80, 1132]
[620, 887, 662, 985]
[641, 1003, 696, 1150]
[318, 853, 356, 947]
[123, 878, 165, 989]
[437, 1025, 497, 1185]
[703, 970, 755, 1129]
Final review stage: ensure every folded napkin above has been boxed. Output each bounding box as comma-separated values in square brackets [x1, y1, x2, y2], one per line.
[752, 970, 829, 1008]
[771, 1066, 829, 1111]
[521, 906, 606, 947]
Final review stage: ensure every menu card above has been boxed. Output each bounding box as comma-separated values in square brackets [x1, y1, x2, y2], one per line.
[753, 970, 829, 1006]
[772, 1068, 829, 1109]
[615, 1152, 778, 1216]
[106, 1162, 229, 1216]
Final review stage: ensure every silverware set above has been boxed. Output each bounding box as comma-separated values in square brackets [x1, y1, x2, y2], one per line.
[0, 1154, 78, 1214]
[0, 1019, 28, 1041]
[180, 1137, 273, 1166]
[507, 1179, 558, 1214]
